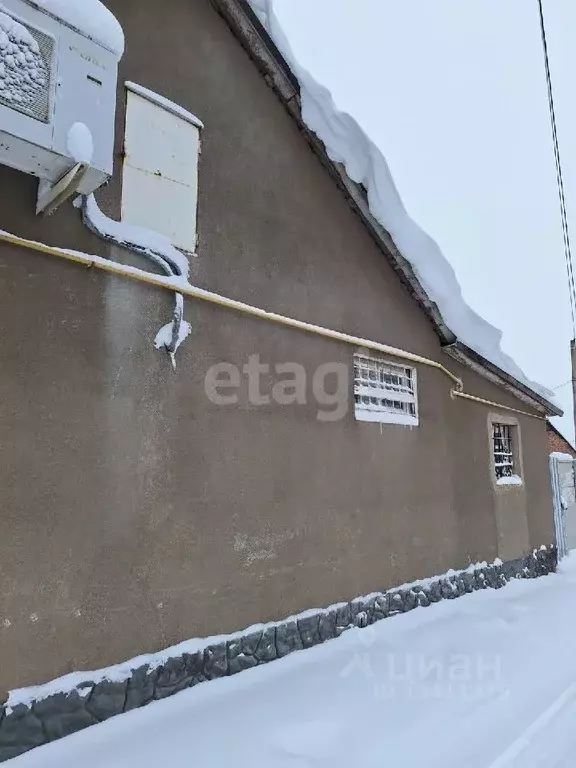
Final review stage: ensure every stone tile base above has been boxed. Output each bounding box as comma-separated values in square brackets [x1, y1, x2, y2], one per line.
[0, 546, 557, 763]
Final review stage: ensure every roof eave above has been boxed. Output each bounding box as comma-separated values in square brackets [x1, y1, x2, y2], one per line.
[214, 0, 558, 416]
[211, 0, 456, 346]
[444, 342, 562, 418]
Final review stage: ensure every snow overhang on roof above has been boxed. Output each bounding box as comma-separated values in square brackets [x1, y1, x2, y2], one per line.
[212, 0, 561, 418]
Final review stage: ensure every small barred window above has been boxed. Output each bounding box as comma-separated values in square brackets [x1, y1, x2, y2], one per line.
[493, 423, 515, 479]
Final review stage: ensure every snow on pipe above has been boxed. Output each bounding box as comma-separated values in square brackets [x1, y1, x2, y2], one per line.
[0, 222, 554, 418]
[79, 194, 191, 365]
[451, 390, 546, 421]
[0, 223, 466, 390]
[0, 222, 553, 417]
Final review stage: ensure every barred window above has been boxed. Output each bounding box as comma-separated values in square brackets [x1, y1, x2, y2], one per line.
[353, 354, 418, 426]
[493, 423, 515, 479]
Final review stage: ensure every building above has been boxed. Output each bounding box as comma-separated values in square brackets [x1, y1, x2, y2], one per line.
[547, 421, 576, 457]
[0, 0, 561, 715]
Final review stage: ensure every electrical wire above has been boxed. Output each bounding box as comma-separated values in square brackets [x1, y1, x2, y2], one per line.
[537, 0, 576, 336]
[80, 195, 186, 360]
[552, 377, 575, 392]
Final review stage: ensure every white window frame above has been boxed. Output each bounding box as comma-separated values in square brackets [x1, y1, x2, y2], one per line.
[353, 353, 418, 426]
[489, 415, 523, 487]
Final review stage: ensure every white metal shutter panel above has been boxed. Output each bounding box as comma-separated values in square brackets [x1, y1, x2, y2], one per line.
[122, 90, 199, 253]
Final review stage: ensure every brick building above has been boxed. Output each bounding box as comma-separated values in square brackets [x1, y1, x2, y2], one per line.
[547, 422, 576, 457]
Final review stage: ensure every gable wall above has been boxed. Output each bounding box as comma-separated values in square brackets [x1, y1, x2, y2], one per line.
[0, 0, 554, 695]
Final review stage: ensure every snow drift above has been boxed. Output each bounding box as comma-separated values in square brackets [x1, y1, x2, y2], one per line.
[10, 554, 576, 768]
[248, 0, 554, 404]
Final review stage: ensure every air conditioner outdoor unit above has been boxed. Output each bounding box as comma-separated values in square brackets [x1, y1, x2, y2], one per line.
[0, 0, 121, 212]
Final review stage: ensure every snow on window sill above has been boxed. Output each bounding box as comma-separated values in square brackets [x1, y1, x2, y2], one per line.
[496, 474, 523, 487]
[355, 409, 418, 427]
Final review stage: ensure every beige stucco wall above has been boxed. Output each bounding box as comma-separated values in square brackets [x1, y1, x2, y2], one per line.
[0, 0, 555, 695]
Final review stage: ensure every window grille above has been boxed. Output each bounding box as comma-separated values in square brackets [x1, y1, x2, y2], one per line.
[493, 423, 515, 479]
[353, 354, 418, 426]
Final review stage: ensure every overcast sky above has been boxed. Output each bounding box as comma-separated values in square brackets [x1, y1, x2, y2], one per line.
[274, 0, 576, 441]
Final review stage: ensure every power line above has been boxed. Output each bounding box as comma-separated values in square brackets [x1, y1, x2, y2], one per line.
[552, 377, 575, 391]
[537, 0, 576, 336]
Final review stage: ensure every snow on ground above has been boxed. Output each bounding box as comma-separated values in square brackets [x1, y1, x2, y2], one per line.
[10, 554, 576, 767]
[247, 0, 555, 406]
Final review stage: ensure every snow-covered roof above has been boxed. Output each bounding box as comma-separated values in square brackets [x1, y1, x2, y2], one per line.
[246, 0, 557, 411]
[30, 0, 124, 56]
